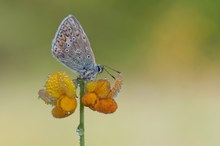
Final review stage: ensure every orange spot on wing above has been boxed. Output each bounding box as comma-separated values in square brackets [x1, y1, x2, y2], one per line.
[59, 41, 63, 47]
[61, 35, 66, 41]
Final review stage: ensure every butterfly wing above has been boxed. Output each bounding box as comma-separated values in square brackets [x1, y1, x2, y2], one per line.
[51, 15, 97, 76]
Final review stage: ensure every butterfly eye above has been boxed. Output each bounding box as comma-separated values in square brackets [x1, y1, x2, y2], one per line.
[97, 65, 103, 73]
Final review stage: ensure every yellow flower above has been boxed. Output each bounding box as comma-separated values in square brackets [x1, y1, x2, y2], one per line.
[38, 72, 77, 118]
[46, 72, 76, 98]
[82, 74, 123, 114]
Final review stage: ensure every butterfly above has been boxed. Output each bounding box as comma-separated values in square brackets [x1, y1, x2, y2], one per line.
[51, 15, 103, 80]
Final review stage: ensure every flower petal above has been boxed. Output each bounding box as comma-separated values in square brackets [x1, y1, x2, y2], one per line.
[82, 93, 98, 108]
[51, 106, 73, 118]
[46, 72, 76, 98]
[86, 81, 97, 93]
[95, 98, 118, 114]
[38, 88, 56, 105]
[108, 73, 123, 98]
[58, 95, 77, 112]
[95, 79, 111, 98]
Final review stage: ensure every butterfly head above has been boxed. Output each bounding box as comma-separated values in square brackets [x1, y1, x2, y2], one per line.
[97, 64, 104, 74]
[80, 64, 103, 80]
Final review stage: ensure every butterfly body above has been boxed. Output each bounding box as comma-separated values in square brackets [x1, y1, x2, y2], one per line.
[52, 15, 103, 80]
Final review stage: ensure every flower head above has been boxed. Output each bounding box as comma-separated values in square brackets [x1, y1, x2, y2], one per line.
[38, 72, 77, 118]
[82, 74, 123, 114]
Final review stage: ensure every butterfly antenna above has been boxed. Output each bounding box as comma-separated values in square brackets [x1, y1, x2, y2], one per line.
[104, 65, 121, 74]
[104, 68, 116, 80]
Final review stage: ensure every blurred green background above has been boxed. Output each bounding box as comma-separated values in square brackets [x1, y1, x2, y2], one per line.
[1, 0, 220, 146]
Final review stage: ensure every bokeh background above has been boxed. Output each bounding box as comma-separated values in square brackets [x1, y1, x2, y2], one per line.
[1, 0, 220, 146]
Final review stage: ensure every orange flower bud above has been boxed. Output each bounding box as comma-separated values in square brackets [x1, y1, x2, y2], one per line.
[95, 98, 118, 114]
[58, 95, 77, 112]
[86, 81, 97, 93]
[51, 106, 72, 118]
[95, 79, 111, 98]
[82, 93, 98, 108]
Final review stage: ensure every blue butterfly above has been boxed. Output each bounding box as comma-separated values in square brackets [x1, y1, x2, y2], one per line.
[52, 15, 103, 80]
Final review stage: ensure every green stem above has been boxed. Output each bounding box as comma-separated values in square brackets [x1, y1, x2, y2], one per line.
[77, 79, 85, 146]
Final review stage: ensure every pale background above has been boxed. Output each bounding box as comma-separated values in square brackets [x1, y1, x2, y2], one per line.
[1, 0, 220, 146]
